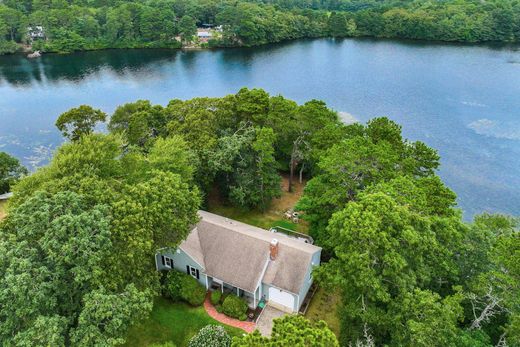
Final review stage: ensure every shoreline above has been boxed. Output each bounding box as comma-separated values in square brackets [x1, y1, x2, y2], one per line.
[4, 36, 520, 58]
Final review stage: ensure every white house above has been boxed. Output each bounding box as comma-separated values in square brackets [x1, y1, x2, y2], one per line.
[156, 210, 321, 313]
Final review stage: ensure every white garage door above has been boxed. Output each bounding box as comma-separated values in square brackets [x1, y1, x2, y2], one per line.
[268, 287, 295, 312]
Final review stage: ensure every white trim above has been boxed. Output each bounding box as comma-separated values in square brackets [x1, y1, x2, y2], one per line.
[253, 256, 270, 296]
[205, 275, 209, 290]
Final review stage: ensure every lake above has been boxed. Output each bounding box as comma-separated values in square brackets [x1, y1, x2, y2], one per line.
[1, 38, 519, 219]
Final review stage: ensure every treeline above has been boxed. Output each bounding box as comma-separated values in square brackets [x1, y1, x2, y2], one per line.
[1, 0, 519, 55]
[0, 89, 519, 345]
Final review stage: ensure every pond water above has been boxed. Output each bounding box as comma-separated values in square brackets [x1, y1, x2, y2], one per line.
[1, 38, 519, 219]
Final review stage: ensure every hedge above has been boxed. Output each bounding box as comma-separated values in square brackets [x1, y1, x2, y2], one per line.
[210, 290, 222, 305]
[164, 271, 206, 306]
[222, 295, 248, 320]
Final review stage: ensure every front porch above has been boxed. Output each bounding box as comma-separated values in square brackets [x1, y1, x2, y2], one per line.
[207, 276, 266, 322]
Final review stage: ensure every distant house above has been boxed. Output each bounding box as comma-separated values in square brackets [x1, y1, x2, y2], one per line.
[156, 210, 322, 313]
[197, 29, 212, 43]
[0, 192, 13, 201]
[27, 26, 45, 40]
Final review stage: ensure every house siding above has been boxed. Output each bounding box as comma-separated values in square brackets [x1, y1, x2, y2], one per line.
[297, 249, 321, 308]
[156, 249, 207, 288]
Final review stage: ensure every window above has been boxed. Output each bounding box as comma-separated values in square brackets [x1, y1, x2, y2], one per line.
[186, 265, 200, 279]
[161, 255, 173, 269]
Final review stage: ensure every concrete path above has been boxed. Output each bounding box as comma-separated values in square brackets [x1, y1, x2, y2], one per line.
[256, 305, 286, 336]
[203, 296, 256, 333]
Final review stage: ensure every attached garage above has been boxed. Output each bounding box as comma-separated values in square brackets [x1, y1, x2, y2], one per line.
[268, 287, 296, 313]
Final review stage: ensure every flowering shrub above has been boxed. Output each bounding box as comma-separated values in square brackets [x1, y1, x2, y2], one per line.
[188, 325, 230, 347]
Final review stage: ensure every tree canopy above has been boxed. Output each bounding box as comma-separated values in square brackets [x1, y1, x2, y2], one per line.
[1, 0, 519, 54]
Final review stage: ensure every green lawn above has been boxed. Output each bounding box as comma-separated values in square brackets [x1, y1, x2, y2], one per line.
[123, 298, 244, 347]
[207, 175, 309, 234]
[304, 287, 341, 337]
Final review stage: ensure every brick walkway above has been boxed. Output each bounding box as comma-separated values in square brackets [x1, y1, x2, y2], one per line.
[204, 296, 256, 333]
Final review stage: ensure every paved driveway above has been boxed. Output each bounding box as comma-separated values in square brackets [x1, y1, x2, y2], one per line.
[256, 305, 287, 336]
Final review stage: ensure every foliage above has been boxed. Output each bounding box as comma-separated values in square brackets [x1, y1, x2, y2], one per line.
[70, 284, 153, 346]
[1, 0, 518, 56]
[211, 290, 222, 305]
[55, 105, 107, 141]
[222, 295, 248, 319]
[180, 275, 207, 306]
[232, 315, 339, 346]
[0, 151, 27, 194]
[0, 191, 149, 345]
[188, 325, 231, 347]
[1, 131, 201, 345]
[164, 270, 186, 301]
[297, 117, 439, 247]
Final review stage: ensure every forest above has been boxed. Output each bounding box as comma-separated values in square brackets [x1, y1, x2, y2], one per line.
[0, 88, 518, 346]
[0, 0, 519, 54]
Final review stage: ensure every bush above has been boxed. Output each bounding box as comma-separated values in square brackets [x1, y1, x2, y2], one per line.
[216, 305, 223, 313]
[210, 290, 222, 305]
[239, 313, 247, 321]
[180, 275, 206, 306]
[163, 271, 206, 306]
[222, 295, 248, 319]
[164, 270, 185, 301]
[188, 325, 230, 347]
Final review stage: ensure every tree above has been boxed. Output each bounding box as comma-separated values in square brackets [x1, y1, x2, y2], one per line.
[232, 315, 339, 346]
[297, 117, 439, 246]
[0, 151, 27, 194]
[0, 191, 113, 344]
[389, 289, 464, 347]
[178, 15, 196, 43]
[316, 192, 465, 345]
[148, 136, 197, 183]
[70, 284, 153, 346]
[55, 105, 107, 141]
[189, 325, 231, 347]
[328, 12, 356, 37]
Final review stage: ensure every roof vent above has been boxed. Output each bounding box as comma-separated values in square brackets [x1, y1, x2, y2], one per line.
[270, 239, 279, 260]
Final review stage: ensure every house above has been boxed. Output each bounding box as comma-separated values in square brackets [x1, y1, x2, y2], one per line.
[27, 26, 45, 40]
[0, 192, 13, 201]
[156, 210, 321, 313]
[197, 29, 212, 43]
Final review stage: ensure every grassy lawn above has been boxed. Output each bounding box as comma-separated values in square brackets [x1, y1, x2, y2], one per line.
[0, 200, 6, 220]
[207, 174, 309, 234]
[304, 287, 341, 337]
[124, 297, 244, 347]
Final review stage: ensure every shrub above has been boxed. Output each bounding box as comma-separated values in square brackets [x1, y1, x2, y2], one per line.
[188, 325, 230, 347]
[180, 275, 206, 306]
[164, 270, 185, 301]
[216, 305, 223, 313]
[210, 290, 222, 305]
[164, 271, 206, 306]
[239, 313, 247, 321]
[222, 295, 248, 319]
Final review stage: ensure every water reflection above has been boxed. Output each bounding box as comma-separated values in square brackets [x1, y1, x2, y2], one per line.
[0, 49, 181, 86]
[0, 39, 519, 218]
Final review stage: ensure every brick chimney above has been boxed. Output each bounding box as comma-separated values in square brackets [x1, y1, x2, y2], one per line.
[270, 239, 279, 260]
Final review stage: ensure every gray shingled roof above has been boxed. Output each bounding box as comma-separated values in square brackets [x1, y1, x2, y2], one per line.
[178, 211, 321, 294]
